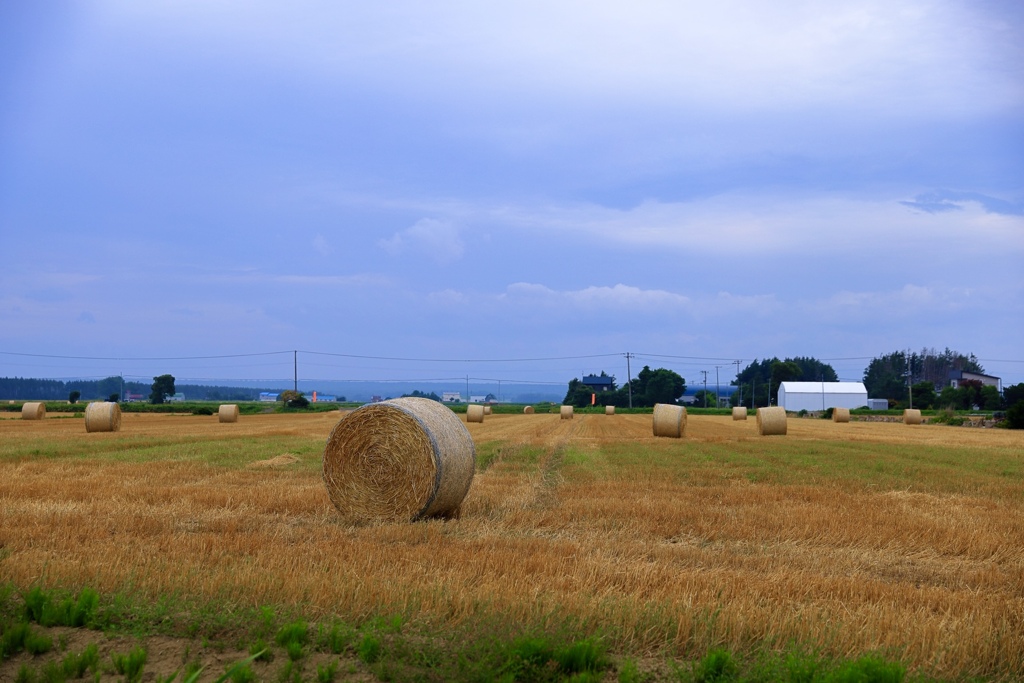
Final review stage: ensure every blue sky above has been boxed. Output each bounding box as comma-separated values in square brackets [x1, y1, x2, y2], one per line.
[1, 1, 1022, 390]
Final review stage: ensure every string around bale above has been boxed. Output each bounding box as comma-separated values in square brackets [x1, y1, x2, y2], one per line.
[756, 407, 787, 436]
[904, 409, 923, 425]
[85, 402, 121, 433]
[652, 403, 686, 438]
[322, 397, 476, 523]
[21, 402, 46, 420]
[218, 404, 239, 423]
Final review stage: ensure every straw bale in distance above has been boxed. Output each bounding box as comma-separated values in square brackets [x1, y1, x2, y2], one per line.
[84, 402, 121, 433]
[483, 405, 492, 415]
[652, 403, 686, 438]
[466, 404, 485, 423]
[904, 409, 923, 425]
[833, 407, 851, 423]
[732, 407, 747, 421]
[218, 404, 239, 423]
[523, 406, 534, 414]
[21, 402, 45, 420]
[756, 406, 787, 436]
[322, 397, 476, 522]
[560, 405, 574, 420]
[605, 405, 615, 415]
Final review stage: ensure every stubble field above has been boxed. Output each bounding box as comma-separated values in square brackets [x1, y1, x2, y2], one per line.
[1, 409, 1022, 681]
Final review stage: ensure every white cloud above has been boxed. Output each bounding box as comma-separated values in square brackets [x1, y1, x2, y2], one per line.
[378, 218, 465, 265]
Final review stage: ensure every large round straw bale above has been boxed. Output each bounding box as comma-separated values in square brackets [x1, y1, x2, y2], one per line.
[483, 405, 492, 415]
[560, 405, 574, 420]
[904, 409, 923, 425]
[85, 402, 121, 433]
[756, 407, 787, 436]
[605, 405, 615, 415]
[652, 403, 686, 438]
[21, 402, 46, 420]
[832, 407, 851, 423]
[218, 404, 239, 423]
[322, 397, 475, 522]
[523, 406, 534, 414]
[732, 407, 747, 421]
[466, 404, 485, 423]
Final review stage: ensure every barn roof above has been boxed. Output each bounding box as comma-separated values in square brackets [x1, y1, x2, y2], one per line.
[779, 382, 867, 394]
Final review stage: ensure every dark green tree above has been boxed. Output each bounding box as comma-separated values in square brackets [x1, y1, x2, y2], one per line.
[149, 374, 176, 405]
[1003, 383, 1024, 407]
[402, 390, 441, 401]
[910, 381, 937, 410]
[980, 385, 1002, 411]
[68, 391, 81, 404]
[692, 389, 718, 408]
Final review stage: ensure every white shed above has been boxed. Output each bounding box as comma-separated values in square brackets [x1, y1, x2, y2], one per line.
[778, 382, 869, 412]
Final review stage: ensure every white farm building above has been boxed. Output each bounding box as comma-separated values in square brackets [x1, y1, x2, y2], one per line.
[778, 382, 869, 412]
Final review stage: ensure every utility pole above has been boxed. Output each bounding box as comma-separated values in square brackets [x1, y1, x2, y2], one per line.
[293, 350, 298, 392]
[624, 352, 634, 409]
[714, 365, 723, 408]
[735, 360, 742, 407]
[700, 370, 708, 407]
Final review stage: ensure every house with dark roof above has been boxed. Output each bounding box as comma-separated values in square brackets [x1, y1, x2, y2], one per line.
[948, 370, 1002, 393]
[581, 374, 615, 392]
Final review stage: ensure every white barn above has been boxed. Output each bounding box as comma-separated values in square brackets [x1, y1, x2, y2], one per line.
[778, 382, 869, 412]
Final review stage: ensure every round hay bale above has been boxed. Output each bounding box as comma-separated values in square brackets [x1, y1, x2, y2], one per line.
[560, 405, 574, 420]
[523, 406, 534, 414]
[85, 402, 121, 433]
[483, 405, 492, 415]
[832, 407, 851, 423]
[466, 404, 485, 423]
[904, 409, 923, 425]
[218, 404, 239, 423]
[21, 402, 46, 420]
[732, 407, 747, 421]
[605, 405, 615, 415]
[756, 406, 787, 436]
[652, 403, 686, 438]
[322, 397, 475, 522]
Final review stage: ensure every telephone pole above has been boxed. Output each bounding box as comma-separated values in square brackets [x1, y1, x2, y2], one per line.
[624, 352, 634, 408]
[700, 370, 708, 407]
[735, 360, 742, 407]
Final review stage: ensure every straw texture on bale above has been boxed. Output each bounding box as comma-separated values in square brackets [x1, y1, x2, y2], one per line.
[483, 405, 492, 415]
[322, 397, 476, 522]
[84, 402, 121, 433]
[904, 409, 923, 425]
[832, 407, 851, 423]
[21, 402, 45, 420]
[605, 405, 615, 415]
[756, 406, 787, 436]
[732, 407, 747, 421]
[218, 404, 239, 423]
[652, 403, 686, 438]
[523, 406, 534, 414]
[560, 405, 574, 420]
[466, 404, 485, 423]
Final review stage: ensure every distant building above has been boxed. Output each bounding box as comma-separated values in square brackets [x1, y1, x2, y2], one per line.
[124, 392, 145, 402]
[442, 392, 462, 403]
[370, 395, 383, 403]
[778, 382, 869, 412]
[581, 374, 615, 392]
[169, 392, 185, 402]
[259, 392, 279, 402]
[948, 370, 1002, 393]
[866, 398, 889, 411]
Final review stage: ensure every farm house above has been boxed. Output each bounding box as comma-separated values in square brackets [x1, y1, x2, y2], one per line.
[778, 381, 869, 412]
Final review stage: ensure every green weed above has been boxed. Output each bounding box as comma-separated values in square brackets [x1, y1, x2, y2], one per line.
[316, 660, 338, 683]
[110, 646, 147, 683]
[356, 633, 382, 664]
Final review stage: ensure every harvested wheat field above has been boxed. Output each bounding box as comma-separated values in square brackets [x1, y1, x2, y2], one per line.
[1, 411, 1022, 681]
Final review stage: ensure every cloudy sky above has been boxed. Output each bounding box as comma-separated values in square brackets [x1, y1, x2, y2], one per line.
[1, 1, 1022, 389]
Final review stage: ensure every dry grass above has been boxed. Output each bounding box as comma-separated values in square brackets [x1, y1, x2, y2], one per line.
[1, 412, 1022, 680]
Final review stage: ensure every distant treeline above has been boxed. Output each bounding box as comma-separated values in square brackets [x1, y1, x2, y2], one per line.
[0, 377, 268, 402]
